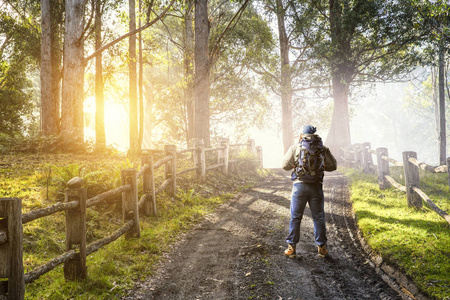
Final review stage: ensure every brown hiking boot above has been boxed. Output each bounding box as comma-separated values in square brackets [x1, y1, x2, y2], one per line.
[318, 244, 329, 258]
[284, 243, 296, 258]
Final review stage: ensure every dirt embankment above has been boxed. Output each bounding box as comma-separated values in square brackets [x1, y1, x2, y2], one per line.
[123, 170, 414, 300]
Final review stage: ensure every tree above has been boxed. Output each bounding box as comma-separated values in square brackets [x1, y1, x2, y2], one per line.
[94, 0, 106, 151]
[411, 0, 450, 164]
[193, 0, 210, 146]
[192, 0, 251, 146]
[61, 0, 86, 144]
[183, 0, 195, 144]
[129, 0, 139, 155]
[79, 0, 175, 149]
[276, 0, 293, 152]
[136, 0, 269, 147]
[0, 4, 40, 135]
[295, 0, 421, 155]
[40, 0, 63, 136]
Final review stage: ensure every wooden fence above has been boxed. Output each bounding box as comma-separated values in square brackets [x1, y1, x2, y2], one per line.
[341, 143, 450, 225]
[0, 139, 262, 300]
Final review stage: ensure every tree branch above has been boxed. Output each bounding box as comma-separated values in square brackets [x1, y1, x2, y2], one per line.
[84, 0, 176, 63]
[247, 63, 281, 85]
[209, 0, 251, 66]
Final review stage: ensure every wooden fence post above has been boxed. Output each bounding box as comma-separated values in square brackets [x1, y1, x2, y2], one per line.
[141, 155, 156, 216]
[353, 144, 362, 168]
[402, 152, 422, 208]
[376, 147, 390, 190]
[247, 139, 256, 155]
[194, 139, 206, 183]
[341, 147, 349, 167]
[164, 145, 177, 195]
[0, 198, 24, 300]
[346, 147, 354, 167]
[256, 146, 263, 168]
[362, 142, 374, 174]
[121, 169, 140, 238]
[64, 177, 87, 280]
[447, 157, 450, 190]
[220, 138, 229, 176]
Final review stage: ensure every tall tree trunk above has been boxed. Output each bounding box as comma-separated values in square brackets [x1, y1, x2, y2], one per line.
[41, 0, 59, 135]
[432, 67, 439, 147]
[276, 0, 293, 153]
[50, 0, 62, 134]
[61, 0, 85, 144]
[194, 0, 210, 146]
[326, 74, 351, 154]
[438, 43, 446, 164]
[325, 0, 352, 155]
[184, 1, 195, 145]
[129, 0, 138, 154]
[138, 0, 144, 150]
[95, 0, 106, 151]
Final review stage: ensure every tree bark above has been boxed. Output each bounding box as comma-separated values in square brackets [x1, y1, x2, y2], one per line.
[194, 0, 210, 146]
[129, 0, 139, 154]
[40, 0, 59, 135]
[138, 0, 144, 150]
[438, 43, 446, 164]
[95, 0, 106, 151]
[61, 0, 85, 144]
[276, 0, 293, 153]
[51, 0, 62, 133]
[325, 0, 352, 155]
[184, 1, 195, 144]
[326, 74, 351, 154]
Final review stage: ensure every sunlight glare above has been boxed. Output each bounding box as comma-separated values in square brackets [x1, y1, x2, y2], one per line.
[84, 97, 129, 151]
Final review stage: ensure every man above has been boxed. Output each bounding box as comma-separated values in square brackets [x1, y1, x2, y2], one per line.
[281, 125, 337, 258]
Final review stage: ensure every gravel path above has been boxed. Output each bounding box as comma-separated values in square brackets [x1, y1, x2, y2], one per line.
[123, 169, 413, 300]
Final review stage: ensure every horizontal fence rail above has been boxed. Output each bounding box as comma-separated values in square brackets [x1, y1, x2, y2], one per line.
[0, 138, 262, 300]
[341, 143, 450, 225]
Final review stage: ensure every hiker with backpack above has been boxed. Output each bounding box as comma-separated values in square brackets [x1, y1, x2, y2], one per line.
[281, 125, 337, 258]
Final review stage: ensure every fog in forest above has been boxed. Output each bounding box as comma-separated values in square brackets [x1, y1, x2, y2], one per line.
[253, 69, 448, 169]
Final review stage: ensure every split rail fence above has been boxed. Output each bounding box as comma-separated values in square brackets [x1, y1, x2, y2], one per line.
[341, 143, 450, 225]
[0, 138, 263, 300]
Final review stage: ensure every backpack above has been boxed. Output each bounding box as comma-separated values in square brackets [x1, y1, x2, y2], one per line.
[292, 134, 325, 183]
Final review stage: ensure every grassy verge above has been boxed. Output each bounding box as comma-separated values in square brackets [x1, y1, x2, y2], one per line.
[0, 153, 269, 299]
[343, 167, 450, 300]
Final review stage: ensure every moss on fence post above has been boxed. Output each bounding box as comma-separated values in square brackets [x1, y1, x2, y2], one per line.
[121, 169, 140, 239]
[0, 198, 24, 300]
[142, 155, 156, 216]
[64, 177, 87, 280]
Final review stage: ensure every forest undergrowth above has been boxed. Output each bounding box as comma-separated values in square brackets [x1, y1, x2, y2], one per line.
[343, 167, 450, 300]
[0, 151, 269, 299]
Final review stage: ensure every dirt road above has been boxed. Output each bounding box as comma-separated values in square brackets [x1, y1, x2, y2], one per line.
[124, 170, 412, 300]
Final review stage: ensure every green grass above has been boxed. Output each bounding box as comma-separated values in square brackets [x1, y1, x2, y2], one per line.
[0, 152, 268, 299]
[343, 167, 450, 299]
